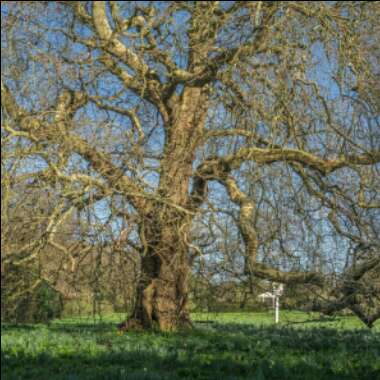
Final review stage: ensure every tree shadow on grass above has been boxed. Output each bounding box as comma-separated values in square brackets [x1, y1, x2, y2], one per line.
[2, 321, 115, 335]
[285, 314, 338, 323]
[2, 323, 379, 380]
[1, 324, 41, 332]
[48, 322, 116, 334]
[3, 348, 257, 380]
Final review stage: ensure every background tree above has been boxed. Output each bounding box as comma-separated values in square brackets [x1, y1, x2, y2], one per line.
[1, 1, 379, 331]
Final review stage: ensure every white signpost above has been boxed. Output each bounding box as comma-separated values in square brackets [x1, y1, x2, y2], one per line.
[273, 283, 284, 324]
[258, 283, 284, 324]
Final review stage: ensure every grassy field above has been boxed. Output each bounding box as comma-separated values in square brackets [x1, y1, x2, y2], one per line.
[2, 311, 379, 380]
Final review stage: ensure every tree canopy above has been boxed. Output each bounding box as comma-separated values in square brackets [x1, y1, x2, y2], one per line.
[1, 1, 379, 330]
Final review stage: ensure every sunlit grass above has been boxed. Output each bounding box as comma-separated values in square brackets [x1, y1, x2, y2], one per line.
[193, 310, 379, 330]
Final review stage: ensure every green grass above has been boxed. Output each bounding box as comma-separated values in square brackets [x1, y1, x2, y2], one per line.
[192, 310, 379, 329]
[2, 312, 380, 380]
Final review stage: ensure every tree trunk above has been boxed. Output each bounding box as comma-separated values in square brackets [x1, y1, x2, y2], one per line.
[126, 217, 192, 331]
[124, 86, 208, 331]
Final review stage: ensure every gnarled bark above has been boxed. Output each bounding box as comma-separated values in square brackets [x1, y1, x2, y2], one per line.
[125, 216, 193, 331]
[125, 86, 207, 331]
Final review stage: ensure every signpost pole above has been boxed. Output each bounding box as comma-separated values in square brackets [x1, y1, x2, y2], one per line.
[275, 296, 279, 324]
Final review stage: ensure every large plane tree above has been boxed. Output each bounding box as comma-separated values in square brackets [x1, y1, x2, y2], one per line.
[1, 2, 379, 330]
